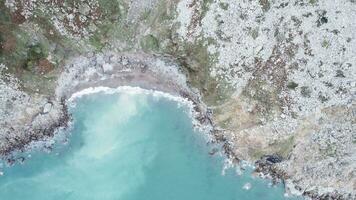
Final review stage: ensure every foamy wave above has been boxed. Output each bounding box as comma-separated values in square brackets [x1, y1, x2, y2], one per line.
[68, 86, 190, 105]
[68, 86, 213, 134]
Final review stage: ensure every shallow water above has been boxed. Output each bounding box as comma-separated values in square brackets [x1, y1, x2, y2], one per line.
[0, 88, 300, 200]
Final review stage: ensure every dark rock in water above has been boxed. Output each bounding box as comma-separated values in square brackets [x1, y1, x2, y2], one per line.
[209, 148, 218, 156]
[259, 154, 283, 165]
[213, 130, 227, 142]
[6, 158, 15, 166]
[254, 154, 286, 186]
[17, 156, 25, 163]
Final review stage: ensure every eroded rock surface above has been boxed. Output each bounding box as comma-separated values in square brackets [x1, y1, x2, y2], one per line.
[177, 0, 355, 197]
[0, 0, 355, 199]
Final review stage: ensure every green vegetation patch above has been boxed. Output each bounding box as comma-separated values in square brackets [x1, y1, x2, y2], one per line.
[89, 33, 105, 50]
[323, 143, 337, 157]
[251, 135, 295, 160]
[275, 136, 295, 158]
[98, 0, 124, 21]
[250, 28, 259, 40]
[0, 32, 4, 56]
[322, 39, 330, 48]
[300, 86, 312, 97]
[309, 0, 318, 5]
[287, 81, 299, 89]
[140, 34, 159, 52]
[24, 43, 48, 70]
[219, 2, 229, 10]
[178, 40, 232, 105]
[0, 2, 11, 23]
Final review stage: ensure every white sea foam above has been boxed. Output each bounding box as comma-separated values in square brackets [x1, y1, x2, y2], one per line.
[68, 86, 213, 134]
[68, 86, 188, 104]
[243, 182, 252, 190]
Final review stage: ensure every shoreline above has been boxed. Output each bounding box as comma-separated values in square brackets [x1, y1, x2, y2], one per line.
[0, 52, 217, 163]
[0, 52, 353, 200]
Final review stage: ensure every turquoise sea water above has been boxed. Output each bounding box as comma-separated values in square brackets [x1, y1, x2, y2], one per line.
[0, 88, 300, 200]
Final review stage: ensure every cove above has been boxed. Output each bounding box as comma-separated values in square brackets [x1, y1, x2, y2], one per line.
[0, 87, 300, 200]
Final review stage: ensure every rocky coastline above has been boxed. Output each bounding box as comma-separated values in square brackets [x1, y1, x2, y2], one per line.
[0, 51, 351, 200]
[0, 97, 69, 159]
[0, 52, 215, 158]
[1, 0, 355, 199]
